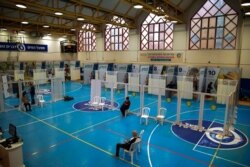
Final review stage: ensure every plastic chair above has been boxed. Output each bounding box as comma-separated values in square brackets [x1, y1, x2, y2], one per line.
[156, 107, 167, 125]
[91, 96, 100, 109]
[137, 130, 144, 152]
[140, 107, 150, 125]
[99, 97, 106, 110]
[123, 140, 139, 164]
[37, 95, 45, 107]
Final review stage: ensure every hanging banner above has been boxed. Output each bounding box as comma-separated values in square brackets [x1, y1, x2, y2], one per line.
[132, 64, 140, 73]
[140, 65, 150, 85]
[205, 67, 220, 94]
[140, 52, 184, 63]
[152, 65, 163, 74]
[0, 42, 48, 52]
[166, 66, 176, 85]
[177, 66, 189, 76]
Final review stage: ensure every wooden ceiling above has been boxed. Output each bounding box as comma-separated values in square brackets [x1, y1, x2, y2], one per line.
[0, 0, 244, 37]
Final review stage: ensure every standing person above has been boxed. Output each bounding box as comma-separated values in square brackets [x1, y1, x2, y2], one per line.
[29, 82, 35, 104]
[120, 96, 130, 117]
[64, 64, 70, 80]
[22, 92, 31, 111]
[115, 130, 138, 157]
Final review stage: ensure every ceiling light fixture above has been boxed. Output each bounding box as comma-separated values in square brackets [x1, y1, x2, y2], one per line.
[241, 0, 250, 6]
[43, 25, 50, 28]
[246, 12, 250, 15]
[21, 21, 29, 24]
[0, 27, 7, 31]
[133, 4, 143, 9]
[16, 4, 27, 9]
[171, 20, 178, 24]
[77, 17, 85, 21]
[55, 12, 63, 16]
[19, 30, 25, 33]
[71, 28, 76, 31]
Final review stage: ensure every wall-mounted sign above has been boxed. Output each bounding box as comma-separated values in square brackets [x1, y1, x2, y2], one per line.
[0, 42, 48, 52]
[140, 52, 184, 63]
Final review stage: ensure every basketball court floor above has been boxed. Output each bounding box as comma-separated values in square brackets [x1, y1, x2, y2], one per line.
[1, 81, 249, 167]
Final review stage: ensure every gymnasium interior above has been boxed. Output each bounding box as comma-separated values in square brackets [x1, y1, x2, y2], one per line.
[0, 0, 250, 167]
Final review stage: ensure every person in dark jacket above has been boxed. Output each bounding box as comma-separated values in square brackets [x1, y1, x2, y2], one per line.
[29, 82, 35, 104]
[120, 96, 130, 117]
[115, 130, 138, 157]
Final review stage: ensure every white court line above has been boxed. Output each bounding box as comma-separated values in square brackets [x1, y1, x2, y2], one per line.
[71, 116, 120, 134]
[192, 120, 215, 151]
[214, 118, 250, 127]
[191, 119, 249, 167]
[193, 149, 249, 167]
[65, 82, 83, 94]
[147, 124, 159, 167]
[72, 99, 159, 135]
[17, 110, 77, 128]
[4, 102, 15, 108]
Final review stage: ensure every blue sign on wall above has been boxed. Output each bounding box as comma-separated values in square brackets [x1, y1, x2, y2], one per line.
[0, 42, 48, 52]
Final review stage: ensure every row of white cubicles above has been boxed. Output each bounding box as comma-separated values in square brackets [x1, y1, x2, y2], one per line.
[13, 67, 80, 82]
[102, 71, 238, 105]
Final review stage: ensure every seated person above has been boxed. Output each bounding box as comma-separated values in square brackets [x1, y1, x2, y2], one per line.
[115, 130, 138, 157]
[120, 96, 130, 117]
[21, 92, 31, 111]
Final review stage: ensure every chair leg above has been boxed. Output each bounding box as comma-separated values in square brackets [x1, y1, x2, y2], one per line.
[131, 153, 133, 164]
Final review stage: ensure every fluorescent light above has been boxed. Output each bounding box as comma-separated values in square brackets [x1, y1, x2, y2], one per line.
[19, 30, 25, 33]
[71, 28, 76, 31]
[133, 4, 143, 9]
[16, 4, 27, 9]
[246, 12, 250, 15]
[21, 21, 29, 24]
[55, 12, 63, 16]
[77, 17, 84, 21]
[171, 20, 178, 24]
[0, 27, 7, 31]
[43, 25, 50, 28]
[241, 2, 250, 6]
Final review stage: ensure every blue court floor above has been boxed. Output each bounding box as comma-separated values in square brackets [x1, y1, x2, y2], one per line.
[0, 81, 249, 167]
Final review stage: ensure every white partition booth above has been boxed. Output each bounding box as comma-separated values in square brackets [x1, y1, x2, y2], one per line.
[70, 67, 80, 80]
[139, 65, 150, 85]
[14, 70, 24, 81]
[128, 73, 140, 92]
[105, 71, 117, 89]
[33, 69, 47, 84]
[217, 79, 238, 104]
[83, 64, 94, 84]
[114, 64, 128, 89]
[95, 64, 108, 81]
[148, 74, 166, 95]
[177, 76, 193, 99]
[54, 68, 65, 81]
[70, 61, 80, 80]
[14, 62, 24, 81]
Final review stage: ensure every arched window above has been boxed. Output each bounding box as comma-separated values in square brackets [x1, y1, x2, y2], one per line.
[78, 24, 96, 52]
[105, 16, 129, 51]
[189, 0, 238, 50]
[141, 13, 173, 50]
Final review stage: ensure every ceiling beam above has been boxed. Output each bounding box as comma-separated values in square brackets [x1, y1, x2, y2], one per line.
[5, 0, 136, 28]
[124, 0, 184, 23]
